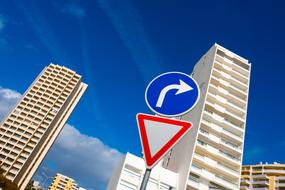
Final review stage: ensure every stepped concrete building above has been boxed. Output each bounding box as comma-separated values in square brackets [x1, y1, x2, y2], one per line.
[108, 43, 251, 190]
[0, 64, 87, 190]
[240, 162, 285, 190]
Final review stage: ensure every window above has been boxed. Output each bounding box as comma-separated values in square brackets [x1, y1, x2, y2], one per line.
[122, 168, 140, 182]
[14, 109, 20, 114]
[146, 179, 158, 190]
[21, 136, 29, 142]
[51, 108, 59, 114]
[189, 172, 200, 182]
[160, 183, 171, 190]
[117, 183, 136, 190]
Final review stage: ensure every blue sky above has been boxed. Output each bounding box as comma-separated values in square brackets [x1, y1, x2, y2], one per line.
[0, 0, 285, 189]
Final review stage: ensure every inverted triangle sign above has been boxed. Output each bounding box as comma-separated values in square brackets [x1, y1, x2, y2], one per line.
[136, 113, 192, 168]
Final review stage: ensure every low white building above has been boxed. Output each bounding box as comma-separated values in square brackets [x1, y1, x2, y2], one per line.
[107, 152, 178, 190]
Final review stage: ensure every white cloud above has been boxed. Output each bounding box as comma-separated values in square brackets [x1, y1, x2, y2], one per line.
[0, 87, 21, 121]
[38, 124, 123, 189]
[0, 86, 123, 189]
[0, 15, 6, 31]
[61, 3, 86, 18]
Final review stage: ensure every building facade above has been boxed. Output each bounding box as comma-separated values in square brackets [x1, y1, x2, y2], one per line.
[240, 163, 285, 190]
[163, 43, 251, 190]
[0, 64, 87, 190]
[108, 43, 251, 190]
[49, 173, 79, 190]
[107, 152, 178, 190]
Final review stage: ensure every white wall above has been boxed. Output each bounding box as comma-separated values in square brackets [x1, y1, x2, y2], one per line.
[164, 44, 217, 190]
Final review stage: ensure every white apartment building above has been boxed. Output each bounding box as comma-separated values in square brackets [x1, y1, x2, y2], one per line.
[108, 43, 251, 190]
[107, 152, 178, 190]
[0, 64, 87, 190]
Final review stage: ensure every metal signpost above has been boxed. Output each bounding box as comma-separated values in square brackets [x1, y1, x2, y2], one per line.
[137, 72, 200, 190]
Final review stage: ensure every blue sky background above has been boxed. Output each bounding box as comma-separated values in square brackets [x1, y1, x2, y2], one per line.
[0, 0, 285, 189]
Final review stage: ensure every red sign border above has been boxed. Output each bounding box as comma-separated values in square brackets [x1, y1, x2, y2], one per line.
[136, 113, 192, 169]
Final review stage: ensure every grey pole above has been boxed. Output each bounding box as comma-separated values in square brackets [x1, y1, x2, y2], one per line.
[139, 168, 152, 190]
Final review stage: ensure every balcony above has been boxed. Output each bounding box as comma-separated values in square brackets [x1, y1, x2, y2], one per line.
[219, 150, 240, 163]
[202, 117, 243, 144]
[276, 182, 285, 187]
[240, 185, 250, 190]
[215, 174, 238, 190]
[212, 67, 248, 93]
[240, 178, 251, 185]
[263, 169, 285, 174]
[252, 180, 269, 186]
[252, 174, 269, 179]
[215, 53, 250, 78]
[207, 94, 245, 122]
[211, 74, 247, 97]
[201, 112, 243, 144]
[198, 128, 242, 156]
[214, 60, 249, 85]
[210, 76, 247, 102]
[205, 99, 245, 128]
[207, 92, 246, 117]
[192, 161, 238, 190]
[275, 176, 285, 180]
[193, 153, 240, 178]
[196, 140, 240, 165]
[120, 168, 141, 186]
[188, 176, 200, 189]
[191, 164, 215, 180]
[222, 127, 243, 143]
[203, 111, 243, 137]
[209, 84, 246, 110]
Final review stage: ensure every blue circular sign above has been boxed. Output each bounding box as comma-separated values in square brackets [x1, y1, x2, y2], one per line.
[145, 72, 200, 117]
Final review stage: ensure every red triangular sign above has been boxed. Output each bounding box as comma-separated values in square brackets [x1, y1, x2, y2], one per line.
[136, 113, 192, 168]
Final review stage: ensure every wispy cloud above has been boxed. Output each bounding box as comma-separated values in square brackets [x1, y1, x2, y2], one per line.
[15, 2, 69, 64]
[61, 3, 86, 18]
[0, 15, 6, 31]
[0, 38, 8, 49]
[24, 44, 39, 52]
[0, 87, 21, 121]
[0, 87, 123, 190]
[244, 146, 266, 163]
[96, 0, 163, 82]
[0, 15, 8, 49]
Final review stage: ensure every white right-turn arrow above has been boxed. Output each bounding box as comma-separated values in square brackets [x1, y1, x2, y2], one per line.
[156, 79, 193, 108]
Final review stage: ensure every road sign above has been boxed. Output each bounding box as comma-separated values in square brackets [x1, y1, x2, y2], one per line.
[136, 113, 192, 168]
[145, 72, 200, 117]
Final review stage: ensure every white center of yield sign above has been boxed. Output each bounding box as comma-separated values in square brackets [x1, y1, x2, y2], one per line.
[144, 119, 182, 157]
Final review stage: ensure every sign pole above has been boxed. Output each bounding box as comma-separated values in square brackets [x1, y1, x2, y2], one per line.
[136, 72, 199, 190]
[139, 168, 152, 190]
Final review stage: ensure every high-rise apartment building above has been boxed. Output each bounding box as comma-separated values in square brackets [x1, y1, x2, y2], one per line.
[240, 162, 285, 190]
[49, 173, 79, 190]
[0, 64, 87, 190]
[108, 43, 251, 190]
[164, 43, 251, 190]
